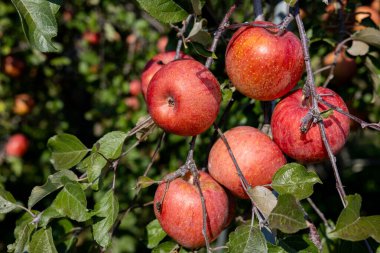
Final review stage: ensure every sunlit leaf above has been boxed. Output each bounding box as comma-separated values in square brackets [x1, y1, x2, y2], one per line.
[10, 0, 62, 52]
[29, 227, 58, 253]
[147, 219, 167, 249]
[94, 131, 127, 159]
[28, 170, 78, 209]
[48, 134, 89, 170]
[191, 0, 205, 15]
[268, 194, 307, 233]
[247, 186, 277, 219]
[93, 190, 119, 248]
[8, 212, 36, 253]
[272, 163, 322, 200]
[347, 40, 369, 56]
[51, 181, 90, 222]
[351, 28, 380, 49]
[152, 241, 187, 253]
[0, 188, 17, 214]
[137, 176, 157, 189]
[137, 0, 188, 23]
[329, 194, 380, 243]
[227, 224, 267, 253]
[284, 0, 297, 7]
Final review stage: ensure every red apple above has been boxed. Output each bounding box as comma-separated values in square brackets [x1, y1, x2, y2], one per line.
[4, 56, 25, 78]
[323, 49, 357, 85]
[225, 21, 304, 101]
[13, 93, 35, 116]
[129, 79, 141, 96]
[123, 96, 140, 111]
[154, 171, 231, 249]
[83, 31, 100, 45]
[147, 59, 221, 136]
[271, 87, 350, 163]
[354, 5, 380, 31]
[157, 36, 168, 53]
[5, 134, 29, 157]
[208, 126, 287, 199]
[141, 51, 192, 100]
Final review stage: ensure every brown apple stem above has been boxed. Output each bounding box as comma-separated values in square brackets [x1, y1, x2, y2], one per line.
[205, 1, 240, 68]
[318, 98, 380, 131]
[294, 5, 348, 207]
[261, 101, 273, 137]
[322, 37, 353, 88]
[306, 198, 331, 229]
[253, 0, 264, 21]
[175, 15, 193, 60]
[277, 13, 294, 34]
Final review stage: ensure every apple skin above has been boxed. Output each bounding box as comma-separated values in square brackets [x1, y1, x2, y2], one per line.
[271, 87, 350, 163]
[156, 36, 168, 53]
[5, 134, 29, 157]
[141, 51, 192, 100]
[323, 50, 357, 85]
[354, 5, 380, 31]
[4, 56, 25, 78]
[129, 79, 141, 96]
[208, 126, 287, 199]
[13, 93, 35, 116]
[154, 171, 230, 249]
[147, 59, 221, 136]
[83, 31, 100, 45]
[225, 21, 304, 101]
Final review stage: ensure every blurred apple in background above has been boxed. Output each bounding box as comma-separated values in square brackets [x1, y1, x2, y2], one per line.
[13, 93, 35, 116]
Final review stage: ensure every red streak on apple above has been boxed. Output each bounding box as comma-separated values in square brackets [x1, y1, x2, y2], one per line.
[271, 87, 350, 163]
[154, 172, 230, 249]
[208, 126, 286, 199]
[147, 59, 221, 136]
[225, 21, 304, 101]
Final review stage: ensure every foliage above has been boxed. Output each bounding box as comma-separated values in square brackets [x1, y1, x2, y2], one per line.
[0, 0, 380, 252]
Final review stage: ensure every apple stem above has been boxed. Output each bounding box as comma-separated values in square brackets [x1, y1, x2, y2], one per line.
[293, 4, 348, 207]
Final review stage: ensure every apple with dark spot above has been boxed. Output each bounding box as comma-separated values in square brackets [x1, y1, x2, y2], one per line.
[271, 87, 350, 163]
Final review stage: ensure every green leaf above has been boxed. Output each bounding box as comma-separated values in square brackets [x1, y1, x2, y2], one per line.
[320, 109, 334, 119]
[268, 243, 287, 253]
[0, 188, 17, 214]
[137, 176, 157, 189]
[29, 227, 58, 253]
[28, 170, 78, 209]
[247, 186, 277, 219]
[94, 131, 127, 159]
[51, 181, 90, 222]
[351, 28, 380, 49]
[268, 194, 308, 233]
[347, 40, 369, 56]
[189, 42, 217, 59]
[92, 190, 119, 248]
[8, 212, 36, 253]
[284, 0, 297, 7]
[137, 0, 188, 24]
[329, 194, 380, 243]
[48, 134, 89, 170]
[227, 224, 267, 253]
[191, 0, 205, 15]
[39, 206, 63, 227]
[272, 163, 322, 200]
[152, 241, 187, 253]
[10, 0, 61, 52]
[147, 219, 167, 249]
[186, 19, 211, 46]
[78, 153, 107, 191]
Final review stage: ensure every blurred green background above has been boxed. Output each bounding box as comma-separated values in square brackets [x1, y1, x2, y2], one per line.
[0, 0, 379, 252]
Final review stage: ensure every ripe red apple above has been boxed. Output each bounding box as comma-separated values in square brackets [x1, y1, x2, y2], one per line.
[147, 59, 221, 136]
[13, 93, 35, 116]
[4, 56, 25, 78]
[141, 51, 192, 100]
[5, 134, 29, 157]
[123, 96, 140, 111]
[323, 49, 357, 85]
[129, 79, 141, 96]
[154, 171, 231, 249]
[83, 31, 100, 45]
[225, 21, 304, 101]
[271, 87, 350, 163]
[208, 126, 286, 199]
[156, 36, 168, 53]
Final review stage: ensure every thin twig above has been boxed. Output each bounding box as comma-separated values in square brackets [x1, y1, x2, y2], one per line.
[175, 15, 193, 59]
[294, 4, 347, 207]
[306, 198, 331, 229]
[253, 0, 264, 21]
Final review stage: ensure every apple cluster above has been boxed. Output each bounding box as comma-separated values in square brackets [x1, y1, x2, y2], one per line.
[138, 21, 351, 249]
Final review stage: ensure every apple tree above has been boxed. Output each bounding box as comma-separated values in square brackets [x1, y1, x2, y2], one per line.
[1, 0, 380, 252]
